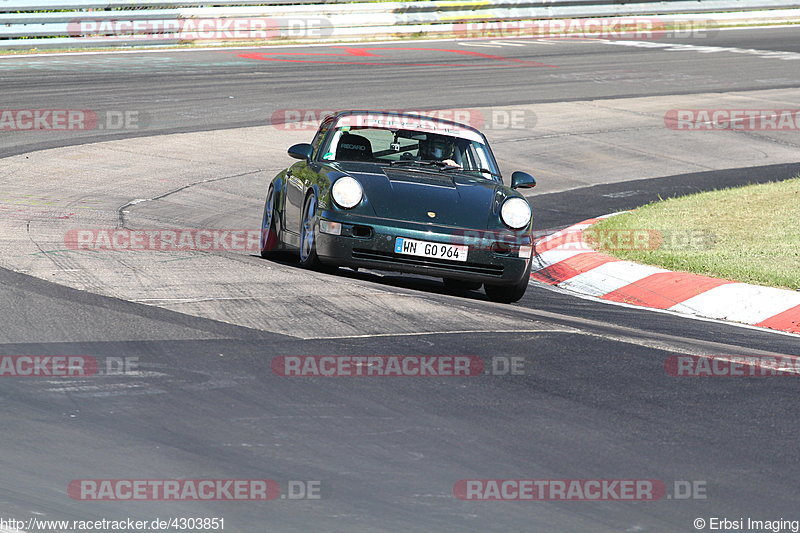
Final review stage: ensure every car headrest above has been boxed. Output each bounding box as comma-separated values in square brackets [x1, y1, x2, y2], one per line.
[336, 134, 373, 162]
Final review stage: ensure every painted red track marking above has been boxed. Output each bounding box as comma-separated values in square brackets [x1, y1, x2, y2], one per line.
[531, 252, 618, 285]
[229, 46, 556, 67]
[756, 304, 800, 334]
[602, 272, 733, 309]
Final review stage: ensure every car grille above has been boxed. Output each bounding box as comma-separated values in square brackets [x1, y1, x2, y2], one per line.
[352, 249, 504, 276]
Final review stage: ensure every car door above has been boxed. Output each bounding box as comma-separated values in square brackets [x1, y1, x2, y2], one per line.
[284, 117, 334, 235]
[283, 162, 308, 236]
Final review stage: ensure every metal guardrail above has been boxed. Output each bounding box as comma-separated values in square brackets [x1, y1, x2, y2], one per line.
[1, 0, 799, 49]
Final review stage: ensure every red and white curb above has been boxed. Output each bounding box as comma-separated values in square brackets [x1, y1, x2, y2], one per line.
[530, 214, 800, 335]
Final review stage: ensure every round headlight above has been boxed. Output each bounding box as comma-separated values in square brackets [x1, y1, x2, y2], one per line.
[500, 197, 531, 229]
[331, 176, 363, 209]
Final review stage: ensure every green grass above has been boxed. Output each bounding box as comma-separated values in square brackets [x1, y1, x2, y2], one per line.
[589, 178, 800, 290]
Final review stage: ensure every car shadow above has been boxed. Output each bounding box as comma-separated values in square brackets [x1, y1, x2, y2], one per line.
[250, 253, 491, 302]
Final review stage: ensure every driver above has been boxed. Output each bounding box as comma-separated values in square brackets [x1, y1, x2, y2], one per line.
[419, 136, 460, 168]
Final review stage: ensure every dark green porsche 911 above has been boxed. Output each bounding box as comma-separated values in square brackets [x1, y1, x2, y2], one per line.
[259, 110, 537, 303]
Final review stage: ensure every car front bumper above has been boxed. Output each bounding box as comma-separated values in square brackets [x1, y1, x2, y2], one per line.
[314, 213, 532, 286]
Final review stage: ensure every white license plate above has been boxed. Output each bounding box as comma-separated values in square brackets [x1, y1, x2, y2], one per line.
[394, 237, 468, 262]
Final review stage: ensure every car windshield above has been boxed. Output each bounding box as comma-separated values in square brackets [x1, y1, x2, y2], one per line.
[320, 124, 501, 180]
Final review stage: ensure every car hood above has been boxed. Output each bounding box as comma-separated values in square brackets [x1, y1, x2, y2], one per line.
[333, 163, 505, 227]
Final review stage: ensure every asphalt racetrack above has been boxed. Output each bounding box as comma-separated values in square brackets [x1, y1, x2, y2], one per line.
[0, 26, 799, 532]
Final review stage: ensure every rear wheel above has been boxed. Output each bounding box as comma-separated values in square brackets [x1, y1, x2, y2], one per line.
[443, 278, 482, 292]
[484, 267, 531, 304]
[260, 185, 279, 259]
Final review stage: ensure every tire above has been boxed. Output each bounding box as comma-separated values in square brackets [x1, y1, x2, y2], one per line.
[484, 265, 531, 304]
[260, 185, 279, 259]
[298, 192, 325, 270]
[443, 278, 482, 292]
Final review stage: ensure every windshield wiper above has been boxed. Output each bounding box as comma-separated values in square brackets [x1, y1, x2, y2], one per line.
[439, 165, 502, 178]
[388, 159, 446, 167]
[388, 160, 501, 178]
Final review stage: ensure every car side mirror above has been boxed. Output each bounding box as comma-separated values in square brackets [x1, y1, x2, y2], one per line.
[288, 143, 313, 161]
[511, 171, 536, 189]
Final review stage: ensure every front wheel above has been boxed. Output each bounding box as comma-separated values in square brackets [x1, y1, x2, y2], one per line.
[299, 192, 324, 269]
[484, 268, 530, 304]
